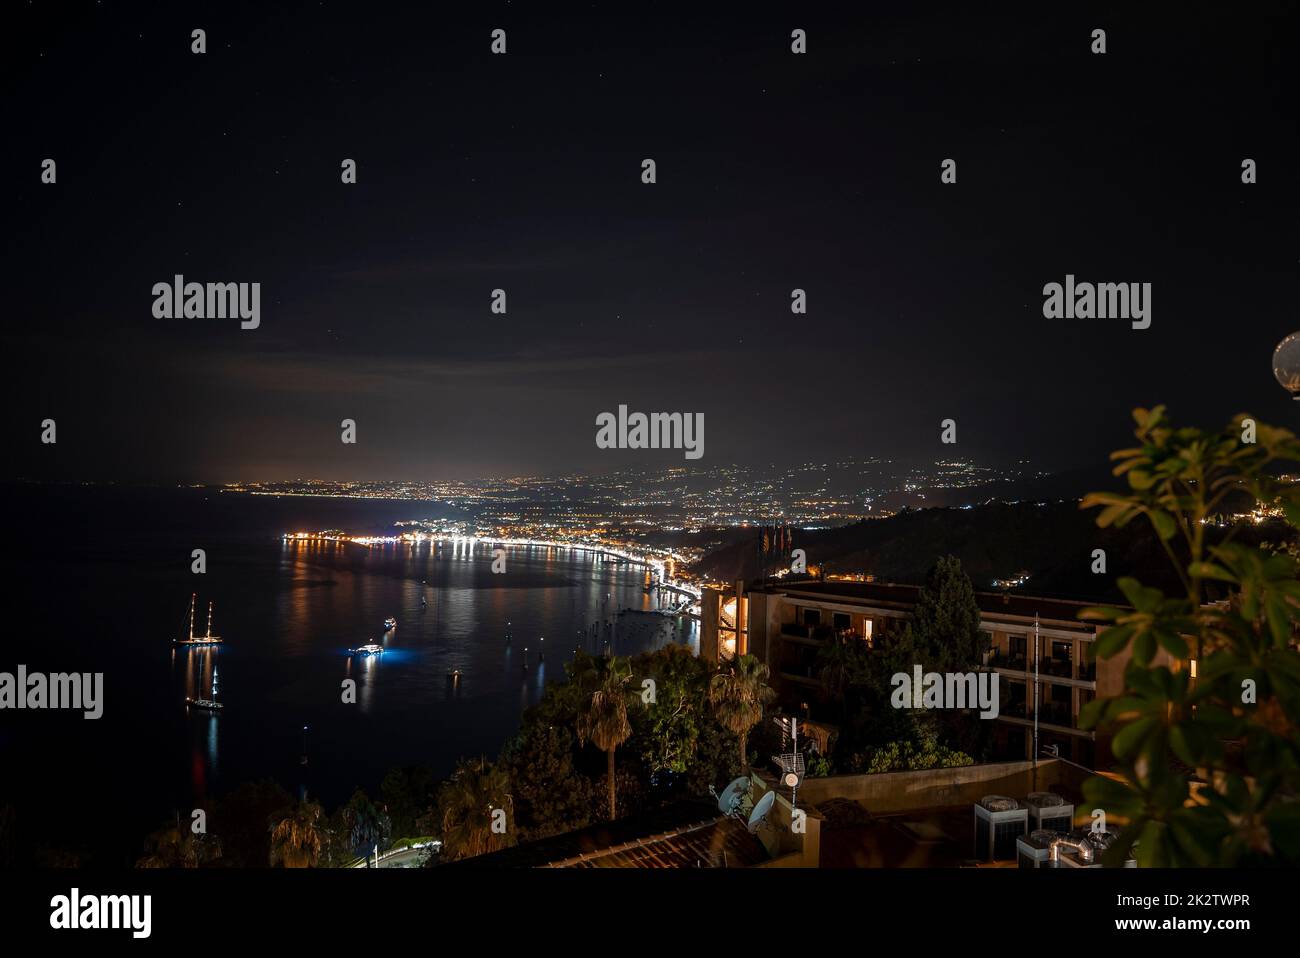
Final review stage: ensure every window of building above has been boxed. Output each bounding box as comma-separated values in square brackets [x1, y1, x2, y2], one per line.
[1006, 727, 1027, 760]
[1006, 679, 1027, 717]
[802, 608, 821, 628]
[1045, 683, 1073, 727]
[833, 611, 851, 632]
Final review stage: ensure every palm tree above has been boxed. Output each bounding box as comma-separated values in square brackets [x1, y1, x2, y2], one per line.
[438, 756, 514, 861]
[269, 801, 324, 868]
[576, 655, 634, 820]
[816, 633, 857, 704]
[709, 654, 776, 771]
[342, 788, 392, 861]
[135, 819, 223, 868]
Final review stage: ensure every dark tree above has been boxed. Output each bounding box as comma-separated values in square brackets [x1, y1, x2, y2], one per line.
[911, 555, 988, 674]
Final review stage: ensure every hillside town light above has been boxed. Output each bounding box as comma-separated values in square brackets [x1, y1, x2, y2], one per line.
[1273, 332, 1300, 398]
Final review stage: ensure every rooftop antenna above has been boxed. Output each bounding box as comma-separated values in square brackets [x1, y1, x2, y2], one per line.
[773, 717, 806, 814]
[1033, 613, 1041, 773]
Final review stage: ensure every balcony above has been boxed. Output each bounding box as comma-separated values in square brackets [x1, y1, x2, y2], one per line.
[1041, 702, 1072, 727]
[781, 623, 830, 649]
[997, 701, 1073, 728]
[779, 671, 823, 689]
[999, 653, 1028, 672]
[986, 649, 1019, 671]
[1042, 658, 1073, 679]
[990, 651, 1095, 684]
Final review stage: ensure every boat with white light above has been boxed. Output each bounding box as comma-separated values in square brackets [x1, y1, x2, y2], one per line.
[383, 617, 397, 630]
[187, 665, 224, 712]
[349, 643, 385, 656]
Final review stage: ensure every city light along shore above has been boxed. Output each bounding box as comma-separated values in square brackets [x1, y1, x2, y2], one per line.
[280, 530, 703, 608]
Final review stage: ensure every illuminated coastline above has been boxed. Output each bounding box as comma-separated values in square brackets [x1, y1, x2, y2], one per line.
[281, 530, 704, 607]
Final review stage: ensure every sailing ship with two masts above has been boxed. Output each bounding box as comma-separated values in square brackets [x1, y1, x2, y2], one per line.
[174, 593, 223, 645]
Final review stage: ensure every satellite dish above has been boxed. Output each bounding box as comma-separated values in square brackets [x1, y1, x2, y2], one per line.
[714, 776, 750, 816]
[747, 791, 776, 833]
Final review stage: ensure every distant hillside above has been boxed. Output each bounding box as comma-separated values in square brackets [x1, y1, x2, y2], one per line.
[861, 461, 1118, 512]
[692, 500, 1294, 604]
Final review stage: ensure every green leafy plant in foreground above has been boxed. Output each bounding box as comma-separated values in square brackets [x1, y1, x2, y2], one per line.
[1079, 407, 1300, 866]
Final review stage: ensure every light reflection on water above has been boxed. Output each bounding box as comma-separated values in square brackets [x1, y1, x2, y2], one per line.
[172, 538, 696, 807]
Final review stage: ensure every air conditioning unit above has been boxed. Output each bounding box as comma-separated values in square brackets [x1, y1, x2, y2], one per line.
[974, 795, 1027, 862]
[1024, 791, 1074, 833]
[1016, 829, 1064, 869]
[1051, 828, 1136, 868]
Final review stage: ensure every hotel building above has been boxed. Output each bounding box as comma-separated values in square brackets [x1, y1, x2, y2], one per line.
[700, 578, 1183, 769]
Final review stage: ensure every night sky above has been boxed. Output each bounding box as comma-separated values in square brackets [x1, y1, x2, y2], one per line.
[5, 2, 1297, 483]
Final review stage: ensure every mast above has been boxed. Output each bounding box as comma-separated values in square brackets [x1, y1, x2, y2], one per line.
[189, 593, 196, 642]
[206, 601, 214, 641]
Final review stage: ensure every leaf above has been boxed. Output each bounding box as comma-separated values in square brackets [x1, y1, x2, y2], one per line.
[1155, 629, 1188, 660]
[1187, 561, 1236, 583]
[1168, 815, 1217, 867]
[1093, 624, 1135, 659]
[1147, 509, 1177, 541]
[1133, 631, 1157, 666]
[1117, 577, 1154, 610]
[1169, 724, 1198, 767]
[1078, 697, 1106, 730]
[1103, 696, 1148, 722]
[1082, 774, 1143, 815]
[1096, 503, 1133, 528]
[1265, 803, 1300, 860]
[1082, 491, 1132, 508]
[1135, 820, 1165, 868]
[1128, 469, 1157, 491]
[1080, 605, 1125, 622]
[1112, 716, 1156, 761]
